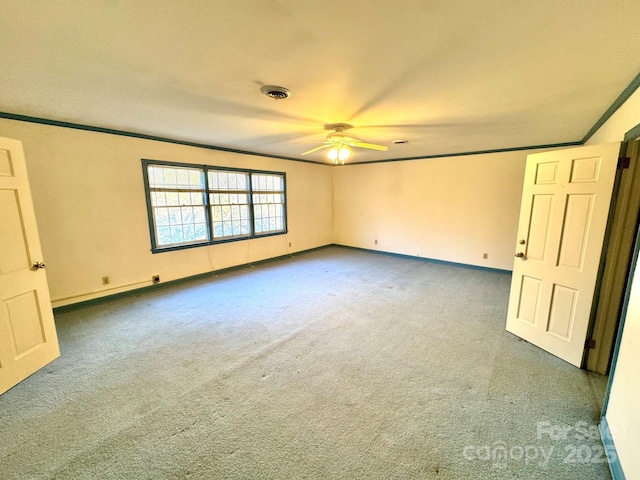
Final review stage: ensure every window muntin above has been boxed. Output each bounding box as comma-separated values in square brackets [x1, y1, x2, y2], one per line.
[147, 165, 208, 247]
[143, 161, 287, 251]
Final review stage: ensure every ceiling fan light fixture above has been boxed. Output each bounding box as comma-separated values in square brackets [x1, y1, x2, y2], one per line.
[328, 144, 352, 164]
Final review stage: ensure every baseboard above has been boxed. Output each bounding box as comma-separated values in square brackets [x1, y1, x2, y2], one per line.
[600, 417, 626, 480]
[331, 243, 512, 274]
[52, 244, 332, 314]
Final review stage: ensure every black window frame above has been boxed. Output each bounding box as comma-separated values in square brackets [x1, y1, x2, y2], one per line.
[142, 159, 287, 253]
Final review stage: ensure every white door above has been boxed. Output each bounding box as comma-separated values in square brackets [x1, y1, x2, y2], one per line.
[506, 142, 621, 367]
[0, 137, 59, 395]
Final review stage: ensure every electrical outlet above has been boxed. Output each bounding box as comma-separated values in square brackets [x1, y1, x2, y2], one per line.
[152, 275, 160, 284]
[483, 253, 488, 259]
[375, 239, 378, 245]
[102, 276, 110, 285]
[289, 242, 292, 247]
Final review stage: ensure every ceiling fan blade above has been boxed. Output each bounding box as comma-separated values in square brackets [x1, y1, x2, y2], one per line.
[348, 141, 388, 151]
[301, 144, 331, 155]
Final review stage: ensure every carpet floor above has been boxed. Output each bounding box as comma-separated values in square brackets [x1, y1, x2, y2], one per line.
[0, 246, 611, 479]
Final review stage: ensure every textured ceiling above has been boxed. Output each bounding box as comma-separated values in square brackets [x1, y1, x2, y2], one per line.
[1, 1, 640, 164]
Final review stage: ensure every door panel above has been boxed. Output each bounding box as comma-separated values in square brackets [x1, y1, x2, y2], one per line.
[7, 290, 46, 356]
[0, 137, 59, 395]
[517, 276, 542, 325]
[506, 142, 621, 367]
[557, 194, 593, 269]
[0, 190, 31, 274]
[546, 284, 577, 339]
[527, 195, 554, 262]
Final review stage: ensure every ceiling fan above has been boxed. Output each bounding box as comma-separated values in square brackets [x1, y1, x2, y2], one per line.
[301, 123, 388, 164]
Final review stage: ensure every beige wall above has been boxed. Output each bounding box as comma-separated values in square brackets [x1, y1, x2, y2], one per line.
[0, 119, 333, 307]
[606, 264, 640, 478]
[587, 87, 640, 145]
[593, 87, 640, 479]
[332, 150, 546, 271]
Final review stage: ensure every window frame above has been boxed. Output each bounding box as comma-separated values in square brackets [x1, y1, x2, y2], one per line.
[142, 159, 287, 253]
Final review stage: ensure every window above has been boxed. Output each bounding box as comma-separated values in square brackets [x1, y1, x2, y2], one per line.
[209, 170, 251, 240]
[252, 173, 285, 234]
[146, 164, 208, 248]
[143, 160, 287, 252]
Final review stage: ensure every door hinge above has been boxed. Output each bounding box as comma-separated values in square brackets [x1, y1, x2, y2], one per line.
[585, 338, 596, 349]
[618, 156, 631, 169]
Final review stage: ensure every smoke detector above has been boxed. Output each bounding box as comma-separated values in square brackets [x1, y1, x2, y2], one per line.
[260, 85, 291, 100]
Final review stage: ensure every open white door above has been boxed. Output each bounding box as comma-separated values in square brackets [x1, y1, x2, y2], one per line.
[0, 137, 60, 395]
[506, 142, 621, 367]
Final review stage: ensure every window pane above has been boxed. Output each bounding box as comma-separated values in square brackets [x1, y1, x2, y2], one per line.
[189, 170, 202, 186]
[191, 192, 203, 205]
[163, 168, 177, 186]
[155, 208, 169, 226]
[157, 226, 171, 245]
[183, 224, 196, 241]
[209, 172, 219, 189]
[182, 207, 194, 223]
[150, 192, 163, 206]
[166, 192, 180, 206]
[176, 169, 189, 186]
[218, 172, 228, 189]
[194, 207, 205, 223]
[170, 226, 184, 243]
[195, 223, 207, 239]
[212, 206, 222, 221]
[168, 207, 182, 225]
[151, 167, 164, 186]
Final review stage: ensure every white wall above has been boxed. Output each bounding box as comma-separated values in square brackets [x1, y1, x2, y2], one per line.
[332, 150, 546, 270]
[0, 119, 333, 307]
[592, 87, 640, 479]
